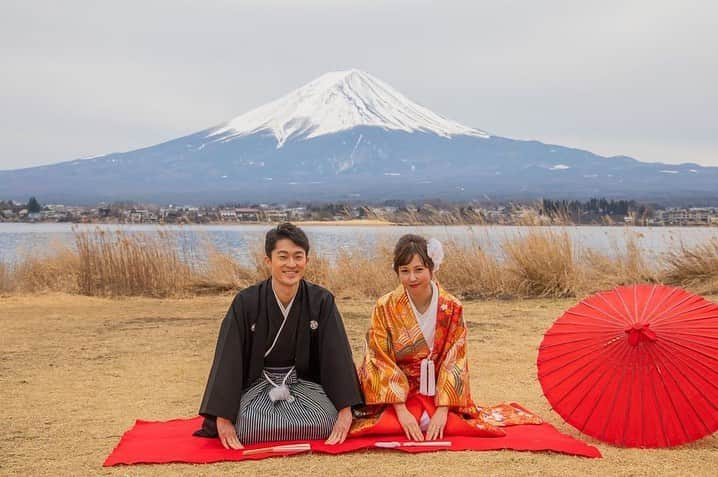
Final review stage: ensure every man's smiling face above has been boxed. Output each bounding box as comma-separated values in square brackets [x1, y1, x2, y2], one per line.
[264, 237, 308, 288]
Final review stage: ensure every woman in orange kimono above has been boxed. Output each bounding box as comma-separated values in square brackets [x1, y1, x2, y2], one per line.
[351, 234, 542, 441]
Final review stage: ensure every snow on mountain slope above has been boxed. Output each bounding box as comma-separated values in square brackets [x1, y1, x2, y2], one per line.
[207, 69, 489, 147]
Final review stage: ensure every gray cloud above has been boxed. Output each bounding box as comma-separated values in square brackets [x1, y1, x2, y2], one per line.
[1, 0, 716, 170]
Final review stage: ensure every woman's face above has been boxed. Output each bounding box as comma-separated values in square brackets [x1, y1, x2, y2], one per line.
[397, 254, 433, 294]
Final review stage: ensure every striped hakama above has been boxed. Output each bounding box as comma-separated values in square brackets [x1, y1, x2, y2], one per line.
[236, 367, 337, 444]
[196, 279, 363, 441]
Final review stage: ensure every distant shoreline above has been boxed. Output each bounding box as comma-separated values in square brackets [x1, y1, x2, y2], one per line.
[1, 220, 718, 228]
[293, 219, 394, 226]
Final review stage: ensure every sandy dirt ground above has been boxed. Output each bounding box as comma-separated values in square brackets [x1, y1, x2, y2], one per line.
[1, 293, 717, 476]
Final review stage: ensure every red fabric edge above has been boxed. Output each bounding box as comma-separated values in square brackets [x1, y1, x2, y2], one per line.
[103, 416, 602, 466]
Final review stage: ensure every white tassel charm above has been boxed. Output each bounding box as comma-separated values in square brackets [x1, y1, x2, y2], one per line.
[419, 357, 436, 396]
[268, 384, 294, 403]
[264, 367, 296, 403]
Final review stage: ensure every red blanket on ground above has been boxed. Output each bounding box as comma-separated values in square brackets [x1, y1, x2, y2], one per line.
[104, 416, 601, 466]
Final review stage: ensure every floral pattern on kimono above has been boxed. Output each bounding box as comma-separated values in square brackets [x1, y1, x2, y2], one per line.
[350, 284, 541, 435]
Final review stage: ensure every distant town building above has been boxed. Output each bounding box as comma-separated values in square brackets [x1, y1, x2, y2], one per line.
[654, 207, 718, 226]
[263, 209, 289, 222]
[236, 208, 260, 221]
[219, 209, 237, 220]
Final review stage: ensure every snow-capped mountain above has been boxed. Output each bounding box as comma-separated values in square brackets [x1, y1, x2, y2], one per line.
[207, 69, 488, 147]
[1, 69, 716, 204]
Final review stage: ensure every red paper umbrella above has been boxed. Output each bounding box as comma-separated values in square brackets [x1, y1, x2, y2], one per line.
[537, 284, 718, 448]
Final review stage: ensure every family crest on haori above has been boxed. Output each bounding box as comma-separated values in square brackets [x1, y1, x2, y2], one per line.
[196, 223, 363, 447]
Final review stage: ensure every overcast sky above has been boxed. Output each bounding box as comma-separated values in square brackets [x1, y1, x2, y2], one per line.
[1, 0, 717, 170]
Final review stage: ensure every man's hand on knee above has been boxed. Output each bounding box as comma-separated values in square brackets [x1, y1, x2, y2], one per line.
[325, 406, 352, 445]
[216, 416, 244, 449]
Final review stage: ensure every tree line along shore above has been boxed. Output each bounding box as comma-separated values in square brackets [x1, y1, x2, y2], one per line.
[3, 197, 718, 226]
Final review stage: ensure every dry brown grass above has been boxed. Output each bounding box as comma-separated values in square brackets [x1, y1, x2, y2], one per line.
[502, 229, 579, 297]
[662, 237, 718, 294]
[242, 241, 338, 287]
[248, 241, 396, 299]
[300, 251, 334, 288]
[74, 228, 194, 297]
[328, 244, 395, 298]
[581, 232, 659, 294]
[190, 245, 257, 294]
[12, 243, 80, 293]
[0, 257, 12, 293]
[3, 228, 718, 299]
[2, 294, 717, 476]
[438, 239, 507, 298]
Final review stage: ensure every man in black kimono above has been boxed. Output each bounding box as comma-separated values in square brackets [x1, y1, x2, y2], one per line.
[196, 223, 363, 448]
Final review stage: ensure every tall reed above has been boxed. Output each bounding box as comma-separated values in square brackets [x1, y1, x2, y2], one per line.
[438, 238, 507, 298]
[246, 241, 395, 298]
[0, 257, 12, 293]
[190, 245, 258, 294]
[74, 228, 193, 297]
[12, 244, 80, 293]
[502, 229, 578, 297]
[2, 227, 718, 299]
[581, 232, 658, 293]
[328, 244, 395, 298]
[662, 237, 718, 294]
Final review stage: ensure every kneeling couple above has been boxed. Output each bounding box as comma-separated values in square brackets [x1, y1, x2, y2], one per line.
[196, 223, 540, 448]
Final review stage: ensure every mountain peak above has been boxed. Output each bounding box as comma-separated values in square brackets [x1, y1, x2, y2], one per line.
[208, 69, 489, 147]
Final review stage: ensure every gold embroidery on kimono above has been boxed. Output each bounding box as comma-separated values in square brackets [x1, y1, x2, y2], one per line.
[352, 284, 541, 434]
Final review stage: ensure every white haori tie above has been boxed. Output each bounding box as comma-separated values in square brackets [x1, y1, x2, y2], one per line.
[419, 357, 436, 397]
[407, 281, 439, 396]
[263, 366, 296, 403]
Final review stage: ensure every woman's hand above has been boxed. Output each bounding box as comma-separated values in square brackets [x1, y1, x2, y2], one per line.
[425, 406, 449, 440]
[216, 416, 243, 449]
[393, 403, 424, 441]
[325, 406, 353, 445]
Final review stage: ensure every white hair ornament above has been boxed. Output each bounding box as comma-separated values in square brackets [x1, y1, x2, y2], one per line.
[426, 238, 444, 272]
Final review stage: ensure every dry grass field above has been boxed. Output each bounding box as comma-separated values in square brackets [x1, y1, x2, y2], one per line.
[2, 293, 717, 476]
[4, 228, 718, 299]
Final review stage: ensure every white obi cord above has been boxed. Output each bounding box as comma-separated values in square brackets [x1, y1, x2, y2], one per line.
[407, 281, 439, 396]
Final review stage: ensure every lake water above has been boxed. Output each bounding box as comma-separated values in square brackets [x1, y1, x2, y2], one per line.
[1, 223, 717, 266]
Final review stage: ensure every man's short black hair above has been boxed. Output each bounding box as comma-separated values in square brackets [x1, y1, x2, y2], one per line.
[264, 222, 310, 257]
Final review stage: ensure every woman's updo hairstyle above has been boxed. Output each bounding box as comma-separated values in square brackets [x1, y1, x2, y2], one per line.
[392, 234, 434, 273]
